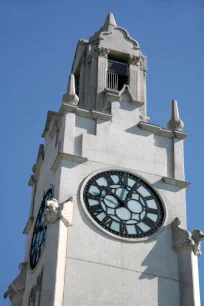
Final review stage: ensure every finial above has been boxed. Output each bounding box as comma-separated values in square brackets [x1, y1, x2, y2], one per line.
[104, 13, 117, 28]
[167, 100, 184, 131]
[62, 74, 79, 106]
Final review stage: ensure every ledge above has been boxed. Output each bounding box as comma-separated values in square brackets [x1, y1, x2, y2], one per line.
[42, 111, 61, 138]
[162, 177, 190, 188]
[51, 152, 87, 172]
[60, 103, 112, 121]
[23, 217, 34, 234]
[139, 121, 188, 140]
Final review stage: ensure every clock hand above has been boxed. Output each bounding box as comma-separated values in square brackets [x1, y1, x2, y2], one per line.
[103, 186, 124, 206]
[124, 179, 141, 204]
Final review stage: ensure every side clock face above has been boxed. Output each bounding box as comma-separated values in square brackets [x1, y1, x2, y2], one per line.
[82, 170, 164, 240]
[30, 188, 53, 270]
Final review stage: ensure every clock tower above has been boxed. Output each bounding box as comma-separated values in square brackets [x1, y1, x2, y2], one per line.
[4, 13, 204, 306]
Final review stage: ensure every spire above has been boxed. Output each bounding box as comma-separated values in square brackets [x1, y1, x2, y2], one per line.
[104, 13, 117, 28]
[62, 74, 79, 106]
[167, 100, 184, 131]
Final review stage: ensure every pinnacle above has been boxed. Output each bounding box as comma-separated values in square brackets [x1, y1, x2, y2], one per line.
[68, 74, 76, 94]
[104, 13, 117, 28]
[167, 100, 184, 131]
[62, 74, 79, 106]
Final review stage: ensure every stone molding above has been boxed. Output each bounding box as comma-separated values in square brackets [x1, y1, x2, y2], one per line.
[51, 152, 87, 172]
[172, 218, 204, 256]
[4, 262, 27, 300]
[60, 103, 112, 121]
[139, 121, 188, 140]
[162, 177, 190, 189]
[45, 197, 75, 227]
[23, 217, 34, 234]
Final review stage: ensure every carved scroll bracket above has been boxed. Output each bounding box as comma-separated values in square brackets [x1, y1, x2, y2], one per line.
[45, 197, 75, 227]
[172, 217, 204, 256]
[4, 262, 28, 300]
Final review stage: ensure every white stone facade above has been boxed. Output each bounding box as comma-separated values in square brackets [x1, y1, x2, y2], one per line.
[4, 13, 203, 306]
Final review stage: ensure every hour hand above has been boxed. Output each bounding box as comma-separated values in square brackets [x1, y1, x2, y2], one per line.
[103, 186, 124, 206]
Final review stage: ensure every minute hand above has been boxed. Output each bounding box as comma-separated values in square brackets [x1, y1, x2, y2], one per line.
[103, 187, 124, 206]
[124, 179, 141, 204]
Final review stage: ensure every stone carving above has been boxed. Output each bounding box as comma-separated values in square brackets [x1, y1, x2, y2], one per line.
[62, 74, 79, 106]
[167, 100, 184, 131]
[129, 55, 141, 66]
[45, 197, 75, 227]
[172, 218, 204, 256]
[97, 47, 109, 58]
[4, 262, 27, 300]
[192, 230, 204, 256]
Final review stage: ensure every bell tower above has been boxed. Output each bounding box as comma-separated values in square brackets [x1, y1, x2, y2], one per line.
[4, 13, 204, 306]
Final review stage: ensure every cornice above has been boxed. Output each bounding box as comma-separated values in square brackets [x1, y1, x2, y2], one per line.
[60, 103, 112, 121]
[139, 121, 188, 140]
[51, 152, 87, 172]
[23, 217, 34, 235]
[162, 177, 190, 189]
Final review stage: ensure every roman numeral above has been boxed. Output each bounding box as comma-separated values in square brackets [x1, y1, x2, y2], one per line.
[106, 174, 114, 185]
[146, 208, 158, 214]
[86, 193, 101, 201]
[143, 216, 156, 228]
[118, 172, 129, 186]
[89, 204, 103, 216]
[101, 215, 113, 229]
[135, 224, 144, 235]
[120, 222, 128, 236]
[144, 196, 154, 201]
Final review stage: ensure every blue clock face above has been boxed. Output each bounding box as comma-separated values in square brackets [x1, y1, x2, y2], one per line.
[30, 188, 53, 269]
[83, 170, 164, 239]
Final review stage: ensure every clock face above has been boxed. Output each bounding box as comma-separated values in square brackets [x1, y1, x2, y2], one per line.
[30, 188, 53, 270]
[82, 170, 164, 239]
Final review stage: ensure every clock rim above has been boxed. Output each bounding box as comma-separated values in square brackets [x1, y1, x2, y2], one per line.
[29, 185, 54, 272]
[80, 167, 167, 242]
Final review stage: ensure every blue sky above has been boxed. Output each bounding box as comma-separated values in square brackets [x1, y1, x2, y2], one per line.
[0, 0, 203, 305]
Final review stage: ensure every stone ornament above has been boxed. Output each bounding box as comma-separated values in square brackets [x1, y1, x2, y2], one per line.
[45, 197, 75, 227]
[129, 55, 141, 66]
[62, 74, 79, 106]
[97, 47, 110, 58]
[4, 262, 28, 300]
[167, 100, 184, 131]
[172, 217, 204, 256]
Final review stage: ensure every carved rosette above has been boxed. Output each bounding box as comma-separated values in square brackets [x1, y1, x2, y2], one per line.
[172, 217, 204, 256]
[45, 197, 75, 227]
[97, 47, 110, 58]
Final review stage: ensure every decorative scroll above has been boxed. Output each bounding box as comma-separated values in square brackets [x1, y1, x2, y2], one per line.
[172, 217, 204, 256]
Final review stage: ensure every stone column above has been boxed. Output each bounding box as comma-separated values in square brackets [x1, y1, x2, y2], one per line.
[172, 218, 204, 306]
[129, 55, 146, 119]
[96, 47, 109, 111]
[39, 197, 75, 306]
